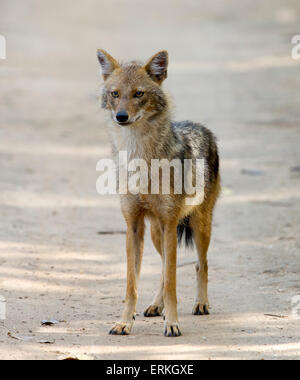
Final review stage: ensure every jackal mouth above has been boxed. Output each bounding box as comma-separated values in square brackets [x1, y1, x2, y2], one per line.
[116, 116, 142, 126]
[116, 121, 132, 126]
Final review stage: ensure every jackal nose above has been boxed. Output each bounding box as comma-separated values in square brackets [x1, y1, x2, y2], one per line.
[116, 111, 129, 123]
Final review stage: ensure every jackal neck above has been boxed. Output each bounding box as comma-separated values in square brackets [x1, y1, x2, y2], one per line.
[108, 111, 177, 162]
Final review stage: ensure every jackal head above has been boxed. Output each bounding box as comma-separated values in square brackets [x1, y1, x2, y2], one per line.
[97, 50, 169, 126]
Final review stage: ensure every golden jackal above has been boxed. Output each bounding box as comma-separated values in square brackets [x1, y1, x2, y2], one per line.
[97, 50, 220, 337]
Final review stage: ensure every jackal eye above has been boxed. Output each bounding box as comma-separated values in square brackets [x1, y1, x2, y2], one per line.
[134, 91, 144, 98]
[111, 91, 119, 98]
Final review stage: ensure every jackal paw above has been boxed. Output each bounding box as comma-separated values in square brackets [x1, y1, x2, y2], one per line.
[192, 303, 210, 315]
[144, 304, 163, 317]
[109, 322, 133, 336]
[164, 321, 182, 337]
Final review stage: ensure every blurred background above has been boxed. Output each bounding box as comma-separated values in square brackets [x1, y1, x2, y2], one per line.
[0, 0, 299, 360]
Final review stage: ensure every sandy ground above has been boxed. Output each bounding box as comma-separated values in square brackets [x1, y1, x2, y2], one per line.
[0, 0, 300, 360]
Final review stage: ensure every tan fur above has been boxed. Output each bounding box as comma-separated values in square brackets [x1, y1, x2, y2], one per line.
[97, 50, 221, 337]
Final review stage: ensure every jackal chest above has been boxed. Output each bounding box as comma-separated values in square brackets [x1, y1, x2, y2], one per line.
[121, 192, 185, 222]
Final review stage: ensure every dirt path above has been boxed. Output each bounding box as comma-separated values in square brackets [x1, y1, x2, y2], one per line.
[0, 0, 299, 360]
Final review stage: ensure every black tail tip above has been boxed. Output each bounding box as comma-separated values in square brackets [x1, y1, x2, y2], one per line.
[177, 216, 194, 248]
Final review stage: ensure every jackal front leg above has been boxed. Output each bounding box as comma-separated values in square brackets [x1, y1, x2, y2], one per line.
[163, 223, 181, 337]
[109, 217, 144, 335]
[144, 222, 164, 317]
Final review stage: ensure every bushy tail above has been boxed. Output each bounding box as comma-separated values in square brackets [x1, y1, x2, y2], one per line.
[177, 216, 194, 248]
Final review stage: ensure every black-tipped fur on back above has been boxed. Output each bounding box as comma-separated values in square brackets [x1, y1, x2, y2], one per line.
[177, 216, 194, 248]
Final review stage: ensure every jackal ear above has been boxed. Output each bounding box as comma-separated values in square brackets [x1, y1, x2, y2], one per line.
[144, 51, 169, 84]
[97, 49, 120, 80]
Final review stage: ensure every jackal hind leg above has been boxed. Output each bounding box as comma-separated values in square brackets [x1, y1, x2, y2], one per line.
[190, 211, 212, 316]
[109, 215, 145, 335]
[144, 220, 164, 317]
